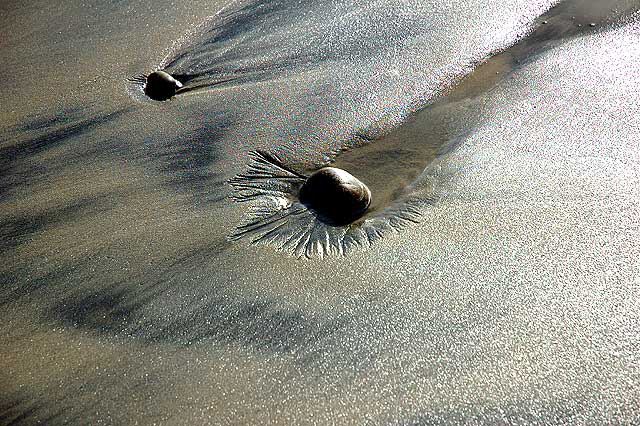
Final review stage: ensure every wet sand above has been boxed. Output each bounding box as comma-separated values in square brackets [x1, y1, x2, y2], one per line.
[333, 0, 640, 215]
[2, 0, 640, 424]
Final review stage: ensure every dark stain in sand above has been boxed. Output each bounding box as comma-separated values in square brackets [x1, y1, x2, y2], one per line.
[152, 114, 233, 206]
[0, 108, 131, 200]
[0, 194, 114, 255]
[47, 279, 345, 351]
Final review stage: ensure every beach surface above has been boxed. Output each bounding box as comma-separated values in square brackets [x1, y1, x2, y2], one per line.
[1, 0, 640, 424]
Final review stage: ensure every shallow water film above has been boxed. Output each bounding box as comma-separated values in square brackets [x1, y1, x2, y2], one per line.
[2, 0, 640, 424]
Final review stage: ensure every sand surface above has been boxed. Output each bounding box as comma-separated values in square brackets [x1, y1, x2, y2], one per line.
[1, 0, 640, 424]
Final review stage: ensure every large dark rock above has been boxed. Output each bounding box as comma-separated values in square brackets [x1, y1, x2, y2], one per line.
[144, 71, 182, 101]
[299, 167, 371, 225]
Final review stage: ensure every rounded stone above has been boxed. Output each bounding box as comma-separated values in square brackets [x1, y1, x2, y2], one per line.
[144, 71, 183, 101]
[299, 167, 371, 225]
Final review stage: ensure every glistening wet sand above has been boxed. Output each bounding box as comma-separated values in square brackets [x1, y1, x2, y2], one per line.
[2, 0, 640, 424]
[332, 0, 640, 217]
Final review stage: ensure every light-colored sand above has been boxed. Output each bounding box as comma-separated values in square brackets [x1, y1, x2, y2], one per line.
[1, 0, 639, 424]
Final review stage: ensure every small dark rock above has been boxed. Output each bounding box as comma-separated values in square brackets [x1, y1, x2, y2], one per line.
[144, 71, 182, 101]
[299, 167, 371, 225]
